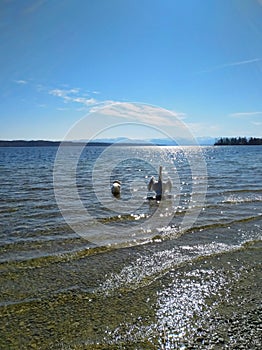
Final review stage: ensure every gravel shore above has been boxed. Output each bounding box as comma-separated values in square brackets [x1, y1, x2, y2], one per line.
[177, 241, 262, 349]
[0, 241, 261, 349]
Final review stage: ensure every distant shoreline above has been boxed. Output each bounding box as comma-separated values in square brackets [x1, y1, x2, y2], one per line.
[0, 140, 156, 147]
[214, 137, 262, 146]
[1, 139, 261, 147]
[0, 140, 111, 147]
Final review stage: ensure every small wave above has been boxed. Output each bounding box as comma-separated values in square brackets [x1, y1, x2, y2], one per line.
[149, 214, 262, 244]
[97, 213, 149, 224]
[97, 242, 242, 295]
[224, 189, 262, 195]
[1, 211, 261, 270]
[0, 242, 112, 270]
[0, 207, 19, 214]
[223, 194, 262, 204]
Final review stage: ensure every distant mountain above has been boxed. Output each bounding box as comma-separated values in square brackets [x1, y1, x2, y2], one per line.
[93, 137, 216, 146]
[196, 137, 216, 145]
[146, 138, 178, 145]
[92, 137, 144, 144]
[92, 137, 178, 145]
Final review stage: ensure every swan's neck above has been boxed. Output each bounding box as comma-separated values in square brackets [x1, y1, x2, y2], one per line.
[158, 166, 162, 181]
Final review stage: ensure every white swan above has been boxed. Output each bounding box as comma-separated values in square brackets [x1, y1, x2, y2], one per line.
[111, 180, 121, 197]
[148, 166, 172, 200]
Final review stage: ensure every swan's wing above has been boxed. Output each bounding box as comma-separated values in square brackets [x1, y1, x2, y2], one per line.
[164, 178, 172, 192]
[148, 176, 155, 191]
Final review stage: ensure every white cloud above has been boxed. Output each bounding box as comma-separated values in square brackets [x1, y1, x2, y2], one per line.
[89, 100, 118, 113]
[14, 79, 28, 85]
[173, 112, 187, 120]
[93, 102, 183, 127]
[227, 112, 262, 136]
[221, 58, 261, 68]
[49, 88, 97, 107]
[73, 97, 96, 106]
[200, 58, 261, 73]
[49, 89, 66, 98]
[187, 122, 221, 136]
[23, 0, 46, 14]
[62, 102, 195, 142]
[230, 111, 262, 118]
[56, 107, 69, 111]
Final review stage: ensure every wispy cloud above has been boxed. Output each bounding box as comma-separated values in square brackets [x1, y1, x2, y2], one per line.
[230, 111, 262, 118]
[12, 79, 101, 111]
[15, 82, 189, 133]
[14, 79, 28, 85]
[72, 97, 96, 106]
[49, 88, 97, 107]
[200, 58, 261, 73]
[49, 88, 79, 98]
[220, 58, 261, 68]
[252, 121, 262, 126]
[56, 107, 69, 111]
[187, 122, 221, 136]
[93, 102, 184, 127]
[23, 0, 46, 14]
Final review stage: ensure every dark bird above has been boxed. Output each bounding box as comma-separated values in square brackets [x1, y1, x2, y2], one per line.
[111, 180, 121, 197]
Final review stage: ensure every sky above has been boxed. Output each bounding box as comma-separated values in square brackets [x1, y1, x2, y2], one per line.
[1, 0, 262, 141]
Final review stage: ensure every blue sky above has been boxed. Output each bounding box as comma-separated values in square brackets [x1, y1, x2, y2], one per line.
[1, 0, 262, 140]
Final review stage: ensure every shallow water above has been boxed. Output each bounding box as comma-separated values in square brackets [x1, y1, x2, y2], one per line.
[1, 145, 261, 260]
[0, 145, 261, 348]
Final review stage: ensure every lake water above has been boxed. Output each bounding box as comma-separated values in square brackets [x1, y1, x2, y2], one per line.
[0, 145, 261, 348]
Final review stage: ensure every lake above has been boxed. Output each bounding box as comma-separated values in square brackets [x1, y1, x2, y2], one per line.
[0, 145, 261, 349]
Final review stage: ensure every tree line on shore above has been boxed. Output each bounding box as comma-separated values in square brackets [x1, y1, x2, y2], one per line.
[214, 137, 262, 145]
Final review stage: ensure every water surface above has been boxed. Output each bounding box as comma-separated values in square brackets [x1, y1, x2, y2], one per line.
[0, 145, 261, 348]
